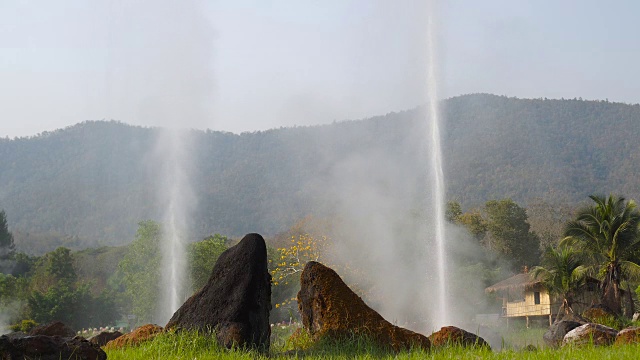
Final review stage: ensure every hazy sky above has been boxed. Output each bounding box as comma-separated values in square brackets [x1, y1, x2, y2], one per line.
[1, 0, 639, 137]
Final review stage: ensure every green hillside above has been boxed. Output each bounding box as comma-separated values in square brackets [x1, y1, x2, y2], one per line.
[1, 94, 638, 253]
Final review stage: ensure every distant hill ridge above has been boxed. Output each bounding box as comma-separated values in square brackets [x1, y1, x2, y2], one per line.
[1, 93, 639, 253]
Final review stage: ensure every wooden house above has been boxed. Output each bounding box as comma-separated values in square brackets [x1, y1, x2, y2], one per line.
[485, 272, 599, 327]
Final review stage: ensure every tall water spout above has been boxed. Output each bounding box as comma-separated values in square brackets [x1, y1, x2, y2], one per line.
[157, 128, 193, 323]
[426, 4, 448, 328]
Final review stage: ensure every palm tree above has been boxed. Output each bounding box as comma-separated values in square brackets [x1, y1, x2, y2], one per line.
[532, 245, 587, 322]
[561, 195, 640, 316]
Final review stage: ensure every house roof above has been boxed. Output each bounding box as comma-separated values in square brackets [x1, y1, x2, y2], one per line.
[485, 273, 602, 294]
[485, 273, 540, 293]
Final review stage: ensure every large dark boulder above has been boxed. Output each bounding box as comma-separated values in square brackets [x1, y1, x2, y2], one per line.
[429, 326, 489, 349]
[297, 261, 430, 351]
[166, 233, 271, 350]
[29, 321, 75, 337]
[89, 330, 123, 347]
[543, 314, 588, 348]
[0, 334, 106, 360]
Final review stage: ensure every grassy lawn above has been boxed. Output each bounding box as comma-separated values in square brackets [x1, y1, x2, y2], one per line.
[104, 325, 640, 360]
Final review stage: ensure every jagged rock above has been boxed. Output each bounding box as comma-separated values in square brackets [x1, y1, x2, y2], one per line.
[89, 330, 123, 346]
[166, 233, 271, 350]
[614, 327, 640, 345]
[429, 326, 489, 349]
[562, 323, 618, 347]
[543, 314, 588, 348]
[3, 331, 27, 340]
[29, 321, 75, 337]
[104, 324, 163, 349]
[0, 334, 106, 360]
[557, 313, 590, 324]
[297, 261, 430, 351]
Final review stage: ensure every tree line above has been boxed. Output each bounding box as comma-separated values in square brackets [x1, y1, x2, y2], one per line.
[2, 193, 640, 330]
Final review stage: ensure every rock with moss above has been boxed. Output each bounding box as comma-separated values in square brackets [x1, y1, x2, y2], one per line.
[297, 261, 430, 352]
[429, 326, 489, 349]
[614, 327, 640, 345]
[104, 324, 163, 349]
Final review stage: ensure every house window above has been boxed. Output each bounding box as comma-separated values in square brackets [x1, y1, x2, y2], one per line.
[534, 291, 541, 305]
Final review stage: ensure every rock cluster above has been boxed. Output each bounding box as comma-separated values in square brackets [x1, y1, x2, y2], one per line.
[89, 330, 123, 347]
[543, 314, 587, 348]
[297, 261, 430, 351]
[0, 334, 106, 360]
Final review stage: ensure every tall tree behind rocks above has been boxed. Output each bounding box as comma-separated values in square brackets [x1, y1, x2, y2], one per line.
[484, 199, 541, 271]
[117, 221, 163, 324]
[0, 209, 15, 273]
[526, 196, 574, 250]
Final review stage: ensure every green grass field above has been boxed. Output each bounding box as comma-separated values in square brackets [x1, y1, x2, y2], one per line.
[104, 326, 640, 360]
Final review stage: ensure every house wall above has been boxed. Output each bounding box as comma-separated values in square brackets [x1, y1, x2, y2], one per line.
[505, 286, 552, 317]
[504, 285, 600, 318]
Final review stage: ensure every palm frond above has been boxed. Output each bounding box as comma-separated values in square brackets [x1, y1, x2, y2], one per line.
[619, 260, 640, 282]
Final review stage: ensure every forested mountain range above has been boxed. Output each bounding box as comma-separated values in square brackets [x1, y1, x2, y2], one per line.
[1, 94, 639, 253]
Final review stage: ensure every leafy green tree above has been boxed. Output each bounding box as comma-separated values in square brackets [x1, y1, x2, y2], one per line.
[27, 282, 117, 329]
[117, 220, 162, 323]
[485, 199, 541, 271]
[0, 273, 18, 304]
[526, 197, 573, 250]
[458, 210, 488, 242]
[561, 195, 640, 316]
[24, 245, 119, 328]
[45, 247, 76, 284]
[11, 252, 36, 277]
[446, 202, 488, 242]
[30, 247, 76, 293]
[0, 209, 15, 271]
[445, 201, 463, 223]
[188, 234, 228, 291]
[532, 245, 587, 321]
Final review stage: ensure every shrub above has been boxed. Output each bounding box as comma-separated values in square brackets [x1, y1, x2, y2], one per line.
[10, 319, 38, 333]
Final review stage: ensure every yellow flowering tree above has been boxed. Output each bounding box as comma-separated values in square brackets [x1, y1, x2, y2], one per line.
[270, 233, 329, 313]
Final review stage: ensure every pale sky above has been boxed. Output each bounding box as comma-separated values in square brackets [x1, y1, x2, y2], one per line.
[1, 0, 639, 138]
